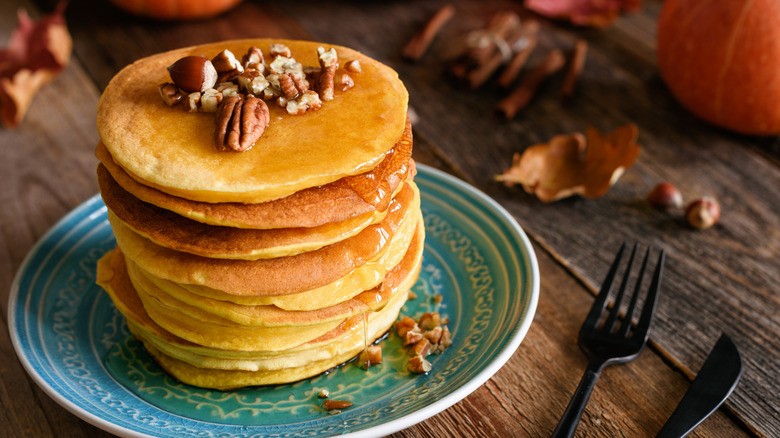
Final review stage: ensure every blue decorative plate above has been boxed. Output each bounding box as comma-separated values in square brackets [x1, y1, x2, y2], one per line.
[9, 164, 539, 437]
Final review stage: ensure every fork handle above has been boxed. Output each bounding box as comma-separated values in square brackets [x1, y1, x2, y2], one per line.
[550, 361, 605, 438]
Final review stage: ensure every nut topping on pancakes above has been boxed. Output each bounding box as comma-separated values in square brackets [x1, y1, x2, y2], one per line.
[159, 44, 361, 152]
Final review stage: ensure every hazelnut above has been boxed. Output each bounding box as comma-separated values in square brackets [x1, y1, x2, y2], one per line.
[647, 182, 683, 211]
[685, 197, 720, 229]
[167, 56, 218, 93]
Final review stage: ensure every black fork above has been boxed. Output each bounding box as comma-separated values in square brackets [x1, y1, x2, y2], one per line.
[551, 243, 666, 438]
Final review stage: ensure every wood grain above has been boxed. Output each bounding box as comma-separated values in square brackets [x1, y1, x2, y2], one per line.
[0, 0, 774, 436]
[278, 1, 779, 435]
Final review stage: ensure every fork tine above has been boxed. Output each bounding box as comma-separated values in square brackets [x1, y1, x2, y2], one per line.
[633, 249, 666, 340]
[581, 242, 626, 332]
[617, 247, 651, 337]
[602, 243, 638, 333]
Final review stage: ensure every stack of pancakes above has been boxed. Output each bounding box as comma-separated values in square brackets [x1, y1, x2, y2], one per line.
[94, 39, 421, 390]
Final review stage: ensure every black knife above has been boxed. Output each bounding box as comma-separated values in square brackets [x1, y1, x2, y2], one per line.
[656, 334, 742, 438]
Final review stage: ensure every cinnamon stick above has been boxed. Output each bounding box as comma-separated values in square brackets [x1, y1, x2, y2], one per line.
[560, 39, 588, 97]
[468, 11, 521, 66]
[468, 17, 529, 89]
[497, 20, 540, 88]
[496, 49, 565, 120]
[402, 4, 456, 61]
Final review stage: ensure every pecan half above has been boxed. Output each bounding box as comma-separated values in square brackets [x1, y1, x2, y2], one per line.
[214, 95, 269, 152]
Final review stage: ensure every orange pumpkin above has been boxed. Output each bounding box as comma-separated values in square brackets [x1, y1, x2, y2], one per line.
[110, 0, 243, 20]
[657, 0, 780, 136]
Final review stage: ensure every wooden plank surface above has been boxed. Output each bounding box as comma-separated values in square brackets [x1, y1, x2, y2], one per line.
[277, 1, 780, 436]
[0, 0, 775, 436]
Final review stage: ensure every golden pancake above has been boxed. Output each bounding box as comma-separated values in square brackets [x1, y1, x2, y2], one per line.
[125, 221, 422, 328]
[111, 181, 420, 296]
[95, 38, 422, 390]
[126, 224, 420, 351]
[140, 287, 406, 389]
[126, 223, 424, 326]
[97, 248, 416, 387]
[94, 119, 412, 229]
[97, 39, 409, 204]
[180, 204, 420, 310]
[100, 164, 397, 260]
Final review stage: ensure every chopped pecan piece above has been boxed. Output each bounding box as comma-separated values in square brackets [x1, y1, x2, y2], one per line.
[211, 49, 243, 82]
[186, 92, 201, 112]
[413, 338, 432, 357]
[158, 83, 184, 106]
[242, 46, 265, 71]
[395, 316, 419, 338]
[440, 325, 453, 349]
[425, 326, 443, 345]
[270, 43, 292, 58]
[216, 81, 239, 97]
[419, 312, 441, 330]
[408, 355, 432, 374]
[322, 400, 353, 411]
[214, 95, 270, 152]
[336, 73, 354, 92]
[403, 329, 424, 346]
[279, 73, 308, 100]
[285, 90, 322, 115]
[199, 88, 223, 113]
[304, 66, 322, 85]
[279, 73, 299, 99]
[317, 47, 338, 101]
[237, 70, 269, 96]
[344, 59, 362, 73]
[358, 345, 383, 369]
[198, 88, 223, 113]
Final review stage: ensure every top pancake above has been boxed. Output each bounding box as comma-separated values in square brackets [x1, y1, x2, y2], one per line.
[97, 39, 409, 204]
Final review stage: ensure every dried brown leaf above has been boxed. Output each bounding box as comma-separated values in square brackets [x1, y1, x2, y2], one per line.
[0, 2, 71, 127]
[524, 0, 640, 28]
[497, 124, 640, 202]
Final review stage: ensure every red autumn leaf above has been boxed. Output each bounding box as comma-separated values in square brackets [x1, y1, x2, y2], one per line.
[496, 124, 640, 202]
[524, 0, 641, 28]
[0, 2, 72, 127]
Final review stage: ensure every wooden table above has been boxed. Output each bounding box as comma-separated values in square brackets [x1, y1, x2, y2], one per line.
[2, 0, 777, 436]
